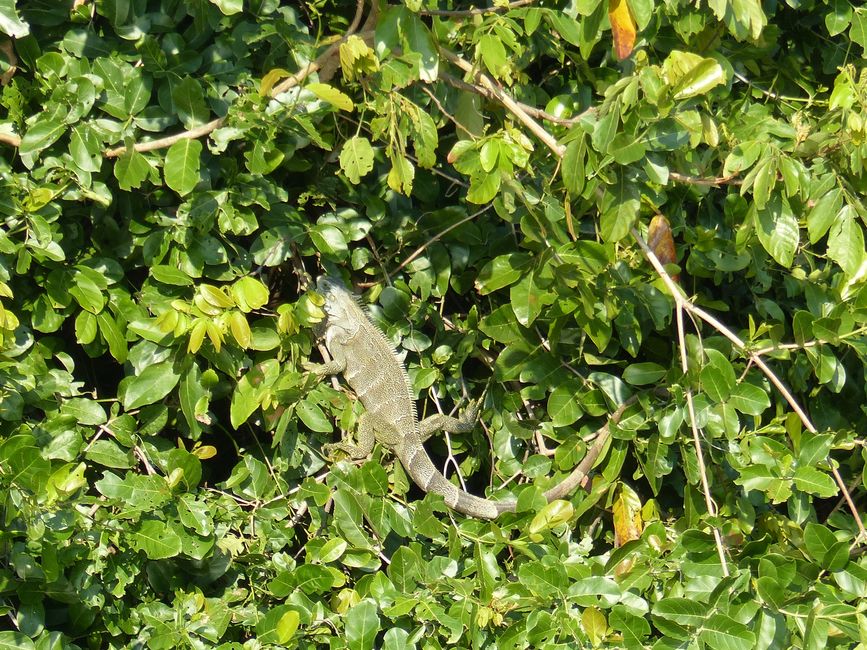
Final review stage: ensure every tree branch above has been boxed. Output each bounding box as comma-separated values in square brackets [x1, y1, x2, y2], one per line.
[633, 227, 867, 545]
[440, 48, 566, 158]
[438, 71, 593, 126]
[103, 1, 375, 158]
[420, 0, 535, 17]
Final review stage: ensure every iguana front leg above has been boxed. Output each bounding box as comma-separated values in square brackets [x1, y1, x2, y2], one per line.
[323, 411, 376, 459]
[303, 358, 346, 376]
[417, 400, 480, 442]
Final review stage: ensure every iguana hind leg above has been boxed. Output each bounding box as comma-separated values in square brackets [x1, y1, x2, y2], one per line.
[417, 400, 480, 442]
[324, 411, 375, 459]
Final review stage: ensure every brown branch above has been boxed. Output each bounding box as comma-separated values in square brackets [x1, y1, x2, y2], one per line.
[438, 71, 594, 127]
[420, 0, 535, 16]
[104, 117, 224, 158]
[633, 227, 867, 545]
[668, 171, 742, 187]
[103, 1, 374, 158]
[440, 48, 566, 158]
[0, 131, 21, 147]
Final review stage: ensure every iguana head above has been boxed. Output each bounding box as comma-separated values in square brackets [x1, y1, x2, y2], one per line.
[316, 275, 357, 323]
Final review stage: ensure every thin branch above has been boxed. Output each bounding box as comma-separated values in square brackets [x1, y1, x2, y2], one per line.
[104, 117, 224, 158]
[633, 227, 867, 544]
[668, 171, 742, 187]
[102, 0, 376, 159]
[440, 48, 566, 158]
[677, 301, 730, 576]
[0, 131, 20, 147]
[420, 0, 535, 17]
[392, 204, 491, 274]
[438, 71, 593, 126]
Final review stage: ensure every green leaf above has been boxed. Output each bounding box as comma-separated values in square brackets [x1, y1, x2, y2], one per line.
[752, 195, 798, 268]
[793, 466, 837, 497]
[307, 82, 355, 111]
[0, 0, 29, 37]
[700, 348, 736, 402]
[828, 205, 865, 276]
[651, 597, 709, 627]
[466, 169, 500, 204]
[132, 519, 182, 559]
[164, 139, 202, 196]
[310, 224, 349, 258]
[171, 77, 209, 129]
[804, 522, 849, 570]
[600, 173, 639, 242]
[561, 137, 586, 195]
[403, 14, 438, 81]
[547, 381, 583, 426]
[209, 0, 243, 15]
[510, 271, 544, 327]
[85, 439, 133, 469]
[231, 276, 270, 312]
[114, 148, 152, 190]
[728, 382, 770, 416]
[807, 188, 842, 243]
[340, 135, 375, 184]
[478, 33, 508, 80]
[623, 362, 666, 385]
[700, 613, 756, 650]
[151, 265, 194, 286]
[97, 311, 128, 363]
[850, 8, 867, 52]
[63, 397, 107, 426]
[0, 631, 35, 650]
[345, 599, 380, 650]
[123, 361, 181, 410]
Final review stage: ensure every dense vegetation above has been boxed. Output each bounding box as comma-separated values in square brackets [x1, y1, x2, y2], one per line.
[2, 0, 867, 647]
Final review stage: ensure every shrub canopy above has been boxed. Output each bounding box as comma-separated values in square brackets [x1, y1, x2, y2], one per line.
[1, 0, 867, 647]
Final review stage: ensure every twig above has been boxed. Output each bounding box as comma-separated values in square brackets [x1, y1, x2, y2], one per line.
[104, 118, 224, 158]
[633, 227, 867, 544]
[102, 0, 375, 160]
[420, 0, 535, 16]
[392, 204, 491, 274]
[668, 171, 742, 187]
[0, 131, 20, 147]
[440, 48, 566, 158]
[678, 301, 730, 575]
[438, 71, 593, 126]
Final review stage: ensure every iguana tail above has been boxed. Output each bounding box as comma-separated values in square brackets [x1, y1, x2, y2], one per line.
[398, 443, 512, 519]
[398, 397, 636, 519]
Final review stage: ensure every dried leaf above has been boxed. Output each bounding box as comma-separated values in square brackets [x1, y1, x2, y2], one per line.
[609, 0, 636, 60]
[648, 214, 679, 283]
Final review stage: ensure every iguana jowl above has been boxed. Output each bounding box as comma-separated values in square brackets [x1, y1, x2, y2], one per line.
[307, 276, 614, 519]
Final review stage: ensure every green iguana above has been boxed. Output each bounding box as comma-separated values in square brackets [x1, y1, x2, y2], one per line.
[306, 275, 621, 519]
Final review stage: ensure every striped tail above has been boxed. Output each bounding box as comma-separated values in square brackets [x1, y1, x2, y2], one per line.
[398, 443, 515, 520]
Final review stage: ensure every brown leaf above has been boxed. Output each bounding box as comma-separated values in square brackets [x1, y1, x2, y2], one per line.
[0, 40, 17, 86]
[612, 483, 642, 576]
[608, 0, 636, 61]
[648, 214, 680, 283]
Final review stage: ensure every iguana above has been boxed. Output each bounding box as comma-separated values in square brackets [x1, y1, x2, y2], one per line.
[306, 275, 624, 519]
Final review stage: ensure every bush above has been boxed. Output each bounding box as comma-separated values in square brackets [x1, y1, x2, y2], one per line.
[1, 0, 866, 647]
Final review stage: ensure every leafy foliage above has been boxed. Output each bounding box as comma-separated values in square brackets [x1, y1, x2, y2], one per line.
[1, 0, 867, 648]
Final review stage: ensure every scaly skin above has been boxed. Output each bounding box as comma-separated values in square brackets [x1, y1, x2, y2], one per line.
[306, 276, 623, 519]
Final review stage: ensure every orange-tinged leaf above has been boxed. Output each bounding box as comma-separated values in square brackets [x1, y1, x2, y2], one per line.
[612, 483, 642, 547]
[648, 215, 680, 283]
[609, 0, 636, 60]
